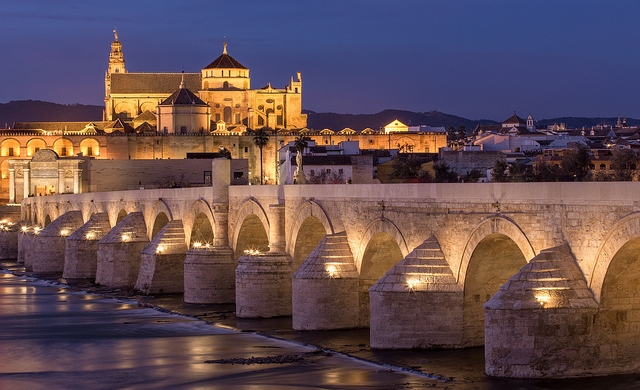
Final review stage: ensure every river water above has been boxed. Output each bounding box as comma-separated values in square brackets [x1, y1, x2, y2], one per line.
[1, 268, 640, 390]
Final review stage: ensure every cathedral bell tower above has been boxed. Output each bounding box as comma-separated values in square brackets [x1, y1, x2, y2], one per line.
[105, 30, 126, 120]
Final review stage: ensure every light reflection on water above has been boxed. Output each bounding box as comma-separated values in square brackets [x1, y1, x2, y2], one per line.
[0, 273, 435, 389]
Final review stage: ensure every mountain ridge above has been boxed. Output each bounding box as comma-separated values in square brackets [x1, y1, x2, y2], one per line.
[1, 100, 637, 132]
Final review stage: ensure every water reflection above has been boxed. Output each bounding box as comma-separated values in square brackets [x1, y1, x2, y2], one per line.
[0, 273, 435, 389]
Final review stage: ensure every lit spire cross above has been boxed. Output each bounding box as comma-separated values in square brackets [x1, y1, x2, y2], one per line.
[223, 36, 227, 54]
[113, 29, 119, 41]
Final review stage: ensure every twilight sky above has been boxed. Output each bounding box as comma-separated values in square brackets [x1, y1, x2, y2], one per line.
[2, 0, 639, 120]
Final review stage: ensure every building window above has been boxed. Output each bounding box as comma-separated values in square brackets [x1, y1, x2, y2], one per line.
[244, 147, 248, 153]
[339, 169, 344, 175]
[204, 171, 212, 184]
[310, 169, 315, 176]
[61, 147, 67, 156]
[87, 147, 93, 156]
[156, 140, 160, 145]
[215, 114, 221, 122]
[326, 169, 331, 174]
[181, 126, 187, 134]
[600, 164, 606, 170]
[235, 113, 241, 124]
[8, 149, 13, 157]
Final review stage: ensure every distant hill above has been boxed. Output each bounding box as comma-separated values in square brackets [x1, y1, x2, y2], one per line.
[0, 100, 103, 128]
[305, 109, 498, 131]
[2, 100, 638, 133]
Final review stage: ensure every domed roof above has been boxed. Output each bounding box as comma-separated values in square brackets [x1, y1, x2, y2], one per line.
[203, 43, 247, 70]
[160, 75, 208, 106]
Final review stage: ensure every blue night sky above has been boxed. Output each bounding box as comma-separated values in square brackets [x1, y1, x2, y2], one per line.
[2, 0, 639, 121]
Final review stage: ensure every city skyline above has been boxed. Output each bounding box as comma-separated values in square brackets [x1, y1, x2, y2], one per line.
[2, 0, 640, 121]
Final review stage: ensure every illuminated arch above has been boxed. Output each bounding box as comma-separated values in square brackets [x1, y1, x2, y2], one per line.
[82, 202, 102, 223]
[26, 138, 47, 157]
[457, 216, 535, 287]
[185, 199, 216, 247]
[353, 217, 409, 273]
[286, 200, 334, 254]
[590, 212, 640, 303]
[53, 138, 74, 157]
[231, 198, 270, 254]
[146, 199, 173, 240]
[114, 102, 136, 120]
[1, 138, 21, 157]
[79, 138, 100, 157]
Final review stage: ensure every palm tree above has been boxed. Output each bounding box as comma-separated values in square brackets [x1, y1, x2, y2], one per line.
[252, 127, 270, 184]
[294, 134, 308, 159]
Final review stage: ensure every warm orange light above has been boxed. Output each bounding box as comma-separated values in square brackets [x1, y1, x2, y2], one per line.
[326, 264, 337, 278]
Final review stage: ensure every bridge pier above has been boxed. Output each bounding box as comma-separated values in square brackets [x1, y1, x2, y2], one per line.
[184, 246, 235, 303]
[236, 203, 293, 318]
[95, 212, 149, 288]
[63, 212, 111, 279]
[19, 229, 38, 270]
[370, 236, 464, 349]
[484, 245, 599, 378]
[184, 202, 235, 304]
[31, 210, 84, 275]
[135, 220, 187, 294]
[0, 221, 20, 260]
[292, 232, 359, 330]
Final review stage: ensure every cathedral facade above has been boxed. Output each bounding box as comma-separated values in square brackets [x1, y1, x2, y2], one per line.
[104, 31, 307, 131]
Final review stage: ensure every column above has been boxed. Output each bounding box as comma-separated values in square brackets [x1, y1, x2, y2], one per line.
[58, 168, 65, 194]
[23, 167, 30, 200]
[73, 168, 81, 194]
[8, 167, 15, 204]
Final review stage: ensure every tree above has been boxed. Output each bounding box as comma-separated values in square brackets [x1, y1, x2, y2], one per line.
[457, 125, 466, 140]
[560, 144, 591, 181]
[492, 160, 509, 182]
[434, 161, 458, 183]
[447, 126, 456, 142]
[294, 135, 308, 159]
[463, 168, 483, 183]
[611, 148, 638, 181]
[252, 127, 270, 184]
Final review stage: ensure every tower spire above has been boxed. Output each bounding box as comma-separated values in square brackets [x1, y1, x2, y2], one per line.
[223, 41, 227, 55]
[180, 69, 185, 89]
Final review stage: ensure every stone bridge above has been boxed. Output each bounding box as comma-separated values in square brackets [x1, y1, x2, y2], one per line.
[9, 159, 640, 378]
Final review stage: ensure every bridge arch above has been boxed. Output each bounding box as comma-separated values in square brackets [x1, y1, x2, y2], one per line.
[590, 212, 640, 303]
[185, 199, 216, 248]
[287, 200, 334, 270]
[457, 216, 534, 347]
[457, 216, 535, 286]
[354, 217, 409, 273]
[231, 198, 270, 259]
[146, 199, 173, 240]
[82, 202, 102, 223]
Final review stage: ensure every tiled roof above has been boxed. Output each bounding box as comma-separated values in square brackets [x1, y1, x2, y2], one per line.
[503, 114, 526, 125]
[203, 53, 247, 70]
[111, 73, 201, 94]
[160, 87, 207, 106]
